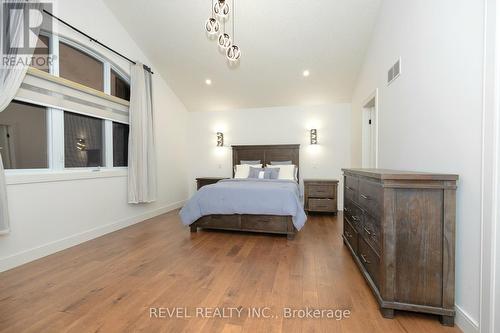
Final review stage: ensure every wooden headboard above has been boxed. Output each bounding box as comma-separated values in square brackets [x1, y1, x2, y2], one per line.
[232, 144, 300, 179]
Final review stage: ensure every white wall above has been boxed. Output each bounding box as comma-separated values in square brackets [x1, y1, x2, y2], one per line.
[0, 0, 189, 271]
[187, 104, 351, 207]
[351, 0, 485, 332]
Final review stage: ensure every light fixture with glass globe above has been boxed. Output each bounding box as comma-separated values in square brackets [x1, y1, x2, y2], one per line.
[205, 17, 220, 35]
[226, 0, 241, 62]
[204, 0, 241, 62]
[214, 0, 230, 18]
[218, 33, 232, 49]
[227, 45, 241, 61]
[205, 0, 220, 35]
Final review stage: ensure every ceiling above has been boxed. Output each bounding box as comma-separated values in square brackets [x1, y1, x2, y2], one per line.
[103, 0, 381, 112]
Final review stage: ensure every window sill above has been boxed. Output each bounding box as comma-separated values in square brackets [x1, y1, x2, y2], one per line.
[5, 168, 127, 185]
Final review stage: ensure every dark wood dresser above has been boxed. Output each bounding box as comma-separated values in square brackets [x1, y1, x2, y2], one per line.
[304, 179, 338, 214]
[196, 177, 228, 190]
[342, 168, 458, 326]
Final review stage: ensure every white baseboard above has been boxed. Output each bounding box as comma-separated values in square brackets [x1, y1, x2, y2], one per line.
[456, 304, 480, 333]
[0, 200, 186, 273]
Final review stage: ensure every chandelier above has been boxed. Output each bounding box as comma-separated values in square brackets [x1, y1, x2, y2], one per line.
[204, 0, 241, 62]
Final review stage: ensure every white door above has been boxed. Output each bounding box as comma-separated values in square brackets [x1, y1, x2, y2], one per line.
[362, 100, 377, 168]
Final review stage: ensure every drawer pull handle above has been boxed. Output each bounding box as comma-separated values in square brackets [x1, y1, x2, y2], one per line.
[352, 216, 360, 222]
[363, 227, 372, 236]
[345, 186, 353, 191]
[361, 254, 371, 264]
[360, 194, 371, 200]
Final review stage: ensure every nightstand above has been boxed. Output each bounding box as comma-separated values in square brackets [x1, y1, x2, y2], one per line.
[304, 179, 339, 214]
[196, 177, 228, 190]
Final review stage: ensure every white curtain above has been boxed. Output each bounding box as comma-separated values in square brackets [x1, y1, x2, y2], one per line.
[0, 154, 8, 235]
[128, 63, 157, 204]
[0, 1, 42, 234]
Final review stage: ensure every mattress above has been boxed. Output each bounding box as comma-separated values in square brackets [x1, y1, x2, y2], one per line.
[179, 178, 307, 230]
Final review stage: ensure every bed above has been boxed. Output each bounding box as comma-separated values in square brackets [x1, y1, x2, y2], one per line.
[180, 144, 306, 239]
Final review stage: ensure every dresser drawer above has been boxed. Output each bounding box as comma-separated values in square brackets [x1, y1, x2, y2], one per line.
[358, 237, 380, 289]
[344, 176, 359, 202]
[241, 215, 288, 233]
[308, 198, 335, 212]
[345, 175, 359, 192]
[343, 199, 354, 219]
[362, 213, 381, 255]
[344, 218, 358, 254]
[307, 184, 335, 198]
[197, 215, 241, 229]
[358, 179, 382, 219]
[346, 201, 363, 232]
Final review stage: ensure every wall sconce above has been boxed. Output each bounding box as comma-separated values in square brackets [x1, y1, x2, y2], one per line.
[310, 129, 318, 145]
[76, 138, 86, 151]
[216, 132, 224, 147]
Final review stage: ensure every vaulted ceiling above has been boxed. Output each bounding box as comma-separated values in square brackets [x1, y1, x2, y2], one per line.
[103, 0, 381, 112]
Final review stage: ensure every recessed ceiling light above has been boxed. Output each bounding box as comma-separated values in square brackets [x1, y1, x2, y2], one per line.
[205, 79, 212, 85]
[303, 70, 310, 77]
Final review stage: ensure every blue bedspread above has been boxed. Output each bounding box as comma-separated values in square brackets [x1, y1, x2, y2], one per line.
[179, 179, 307, 230]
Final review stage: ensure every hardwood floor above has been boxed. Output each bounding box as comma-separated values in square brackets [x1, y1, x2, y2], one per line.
[0, 211, 462, 333]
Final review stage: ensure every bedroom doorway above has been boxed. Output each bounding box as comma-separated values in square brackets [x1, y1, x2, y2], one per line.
[362, 90, 378, 168]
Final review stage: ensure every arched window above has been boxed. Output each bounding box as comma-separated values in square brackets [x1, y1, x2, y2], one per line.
[0, 34, 131, 177]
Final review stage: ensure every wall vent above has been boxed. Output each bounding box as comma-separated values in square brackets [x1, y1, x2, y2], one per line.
[388, 58, 401, 85]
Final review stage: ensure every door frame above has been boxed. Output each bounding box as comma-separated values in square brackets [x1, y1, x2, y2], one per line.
[361, 89, 379, 168]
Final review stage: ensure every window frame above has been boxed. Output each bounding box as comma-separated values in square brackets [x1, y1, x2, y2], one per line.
[4, 33, 132, 183]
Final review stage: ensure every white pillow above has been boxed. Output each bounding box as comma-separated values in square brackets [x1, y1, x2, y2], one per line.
[266, 164, 296, 181]
[234, 164, 262, 179]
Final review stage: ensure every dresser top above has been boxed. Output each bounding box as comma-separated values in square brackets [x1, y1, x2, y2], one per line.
[342, 168, 459, 181]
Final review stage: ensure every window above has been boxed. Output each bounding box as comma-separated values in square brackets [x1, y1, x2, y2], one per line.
[111, 70, 130, 101]
[0, 101, 48, 169]
[59, 42, 104, 91]
[33, 35, 50, 72]
[4, 37, 132, 175]
[29, 36, 131, 101]
[113, 122, 129, 167]
[64, 112, 104, 168]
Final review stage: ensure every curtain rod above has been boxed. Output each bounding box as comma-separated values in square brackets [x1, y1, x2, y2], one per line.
[42, 9, 154, 75]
